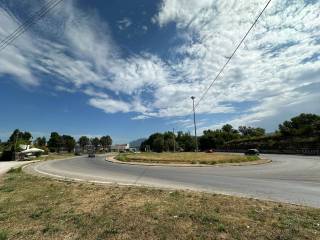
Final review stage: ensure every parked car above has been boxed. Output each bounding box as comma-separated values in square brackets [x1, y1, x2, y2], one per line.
[245, 149, 260, 155]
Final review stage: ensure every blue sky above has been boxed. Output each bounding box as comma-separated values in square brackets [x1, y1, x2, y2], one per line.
[0, 0, 319, 143]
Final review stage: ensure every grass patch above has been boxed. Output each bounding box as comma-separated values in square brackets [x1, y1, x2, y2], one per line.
[0, 230, 7, 240]
[116, 152, 259, 165]
[0, 171, 319, 239]
[6, 167, 22, 174]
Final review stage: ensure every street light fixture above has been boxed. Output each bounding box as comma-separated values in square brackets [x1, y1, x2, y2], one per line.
[191, 96, 198, 152]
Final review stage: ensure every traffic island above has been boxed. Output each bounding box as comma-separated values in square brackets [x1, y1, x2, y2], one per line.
[107, 152, 271, 167]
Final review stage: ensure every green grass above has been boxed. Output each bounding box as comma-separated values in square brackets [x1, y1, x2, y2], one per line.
[116, 152, 259, 165]
[0, 230, 7, 240]
[0, 171, 319, 239]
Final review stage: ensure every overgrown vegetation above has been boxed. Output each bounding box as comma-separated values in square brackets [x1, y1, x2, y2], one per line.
[0, 171, 319, 239]
[223, 113, 320, 153]
[140, 113, 320, 154]
[116, 152, 258, 165]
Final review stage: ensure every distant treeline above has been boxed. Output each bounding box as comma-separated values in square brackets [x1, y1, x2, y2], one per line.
[0, 130, 112, 161]
[140, 113, 320, 154]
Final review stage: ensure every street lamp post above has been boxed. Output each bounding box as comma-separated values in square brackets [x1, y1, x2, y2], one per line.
[191, 96, 198, 152]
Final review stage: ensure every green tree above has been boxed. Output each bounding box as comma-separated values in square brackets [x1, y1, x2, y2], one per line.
[199, 130, 221, 150]
[34, 137, 46, 147]
[238, 126, 265, 137]
[61, 135, 76, 153]
[279, 113, 320, 137]
[153, 135, 165, 153]
[78, 136, 89, 150]
[91, 137, 100, 149]
[47, 132, 62, 152]
[176, 131, 196, 152]
[100, 135, 112, 150]
[163, 131, 175, 151]
[8, 129, 32, 145]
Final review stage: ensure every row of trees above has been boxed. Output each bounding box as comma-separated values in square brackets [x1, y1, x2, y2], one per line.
[0, 130, 113, 160]
[78, 135, 112, 151]
[47, 133, 112, 153]
[140, 132, 197, 153]
[140, 124, 264, 152]
[0, 129, 34, 161]
[140, 113, 320, 153]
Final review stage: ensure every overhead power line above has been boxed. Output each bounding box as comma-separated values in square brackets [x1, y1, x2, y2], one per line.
[194, 0, 272, 109]
[0, 0, 64, 52]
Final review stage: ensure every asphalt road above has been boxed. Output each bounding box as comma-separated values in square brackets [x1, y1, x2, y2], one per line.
[26, 154, 320, 208]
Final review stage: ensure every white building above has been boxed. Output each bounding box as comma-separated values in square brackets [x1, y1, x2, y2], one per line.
[110, 144, 130, 152]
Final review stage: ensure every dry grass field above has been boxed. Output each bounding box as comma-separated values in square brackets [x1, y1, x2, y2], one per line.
[0, 168, 319, 240]
[116, 152, 259, 165]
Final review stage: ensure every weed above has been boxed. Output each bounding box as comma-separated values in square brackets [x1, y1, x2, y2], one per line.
[0, 230, 7, 240]
[7, 167, 22, 174]
[217, 223, 226, 232]
[0, 186, 14, 193]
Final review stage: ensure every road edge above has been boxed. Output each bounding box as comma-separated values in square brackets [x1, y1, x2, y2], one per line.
[105, 155, 272, 167]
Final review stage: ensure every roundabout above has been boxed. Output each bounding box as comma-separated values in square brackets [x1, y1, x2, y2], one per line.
[25, 153, 320, 208]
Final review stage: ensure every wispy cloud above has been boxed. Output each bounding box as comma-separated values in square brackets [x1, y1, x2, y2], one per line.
[0, 0, 319, 131]
[117, 17, 132, 30]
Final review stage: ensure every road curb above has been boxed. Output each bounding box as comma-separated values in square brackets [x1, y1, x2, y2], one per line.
[105, 155, 272, 167]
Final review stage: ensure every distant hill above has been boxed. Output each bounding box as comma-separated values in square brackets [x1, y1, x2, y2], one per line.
[129, 138, 146, 149]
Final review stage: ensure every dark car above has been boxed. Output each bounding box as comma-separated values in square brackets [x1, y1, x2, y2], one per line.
[245, 149, 260, 155]
[87, 145, 95, 158]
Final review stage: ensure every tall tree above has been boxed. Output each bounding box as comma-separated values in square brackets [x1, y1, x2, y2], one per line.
[78, 136, 89, 150]
[238, 126, 265, 137]
[47, 132, 62, 152]
[279, 113, 320, 137]
[34, 137, 46, 147]
[152, 135, 165, 153]
[163, 131, 175, 151]
[8, 129, 32, 144]
[91, 137, 100, 149]
[176, 131, 196, 152]
[61, 135, 76, 153]
[100, 135, 112, 150]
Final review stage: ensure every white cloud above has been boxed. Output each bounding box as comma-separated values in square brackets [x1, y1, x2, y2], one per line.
[152, 0, 320, 129]
[117, 17, 132, 30]
[88, 97, 131, 114]
[0, 0, 319, 131]
[142, 25, 148, 32]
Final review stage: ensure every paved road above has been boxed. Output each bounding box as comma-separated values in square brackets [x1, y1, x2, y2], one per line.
[26, 154, 320, 208]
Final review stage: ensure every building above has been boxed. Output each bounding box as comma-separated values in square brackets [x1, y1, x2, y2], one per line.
[110, 144, 130, 152]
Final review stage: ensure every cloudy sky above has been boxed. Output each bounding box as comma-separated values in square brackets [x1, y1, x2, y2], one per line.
[0, 0, 319, 142]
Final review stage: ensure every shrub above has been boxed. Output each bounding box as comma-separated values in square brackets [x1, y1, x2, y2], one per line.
[0, 230, 7, 240]
[0, 150, 13, 161]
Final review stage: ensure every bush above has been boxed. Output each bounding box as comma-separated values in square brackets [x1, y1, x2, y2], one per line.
[0, 150, 14, 161]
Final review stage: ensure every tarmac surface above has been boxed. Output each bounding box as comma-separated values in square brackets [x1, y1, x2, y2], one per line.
[25, 154, 320, 208]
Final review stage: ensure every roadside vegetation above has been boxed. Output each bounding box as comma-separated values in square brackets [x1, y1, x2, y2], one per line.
[116, 152, 258, 165]
[0, 129, 112, 161]
[0, 170, 319, 239]
[140, 113, 320, 154]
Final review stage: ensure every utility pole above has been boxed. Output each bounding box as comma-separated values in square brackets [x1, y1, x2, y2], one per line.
[173, 128, 176, 152]
[191, 96, 198, 152]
